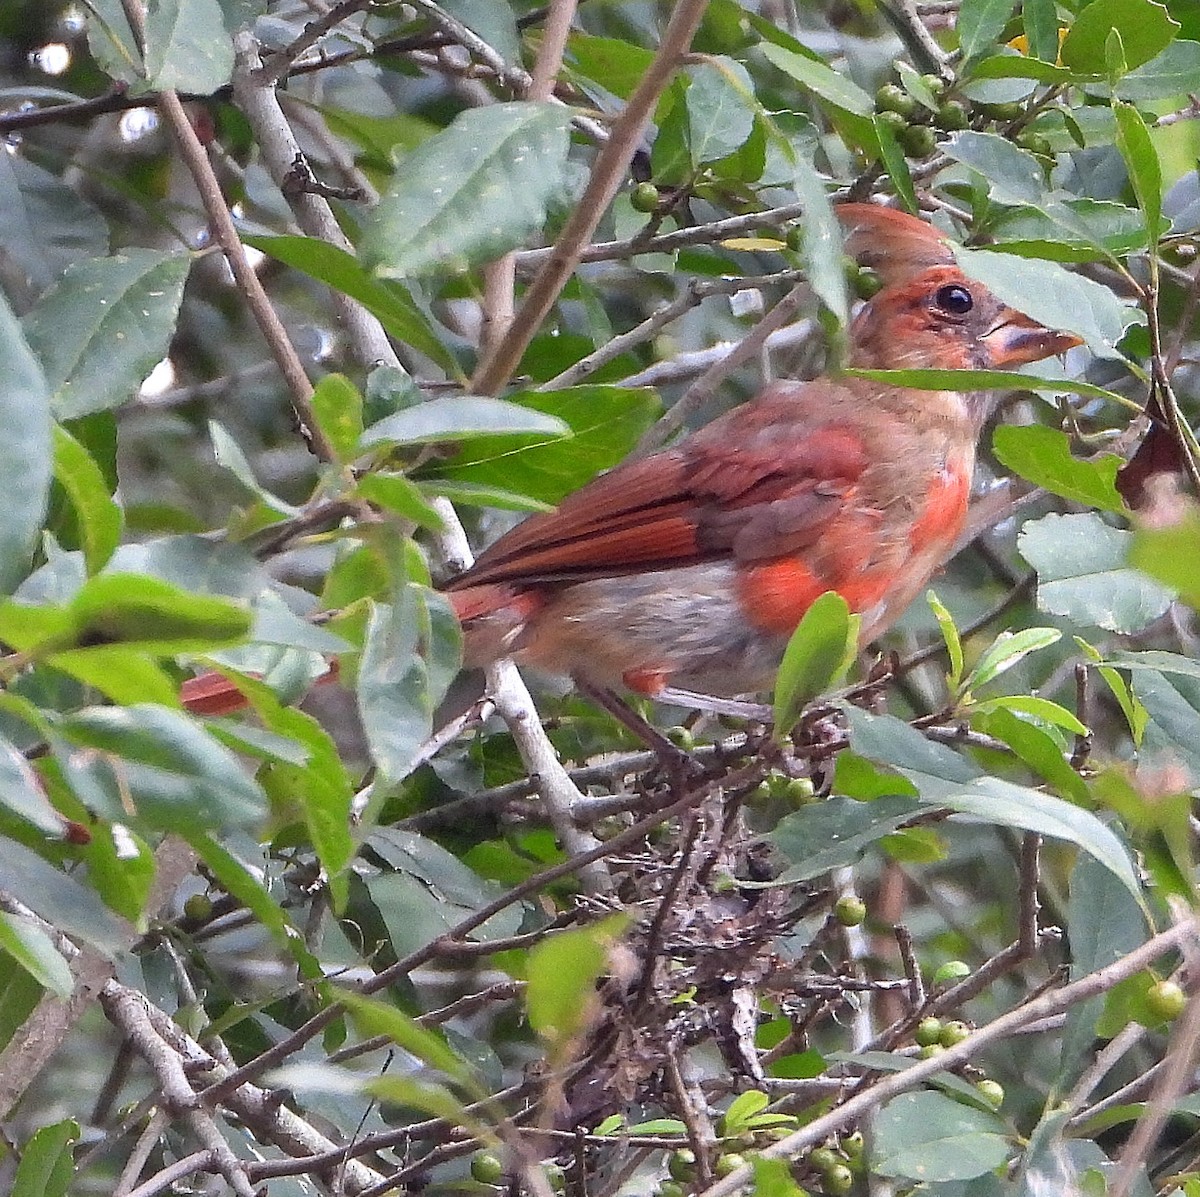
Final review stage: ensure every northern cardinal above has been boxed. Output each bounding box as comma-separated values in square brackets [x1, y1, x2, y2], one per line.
[181, 204, 1081, 717]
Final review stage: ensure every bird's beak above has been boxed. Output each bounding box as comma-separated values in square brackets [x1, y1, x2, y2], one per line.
[981, 310, 1084, 367]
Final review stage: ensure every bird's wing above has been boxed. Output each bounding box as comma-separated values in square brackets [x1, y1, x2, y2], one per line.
[446, 382, 870, 588]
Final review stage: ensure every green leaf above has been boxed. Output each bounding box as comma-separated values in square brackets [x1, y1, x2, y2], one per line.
[685, 58, 756, 165]
[1018, 511, 1173, 633]
[790, 160, 849, 329]
[340, 991, 477, 1087]
[759, 42, 874, 116]
[992, 425, 1126, 511]
[52, 424, 123, 574]
[243, 235, 458, 372]
[769, 793, 922, 883]
[873, 113, 918, 214]
[1060, 0, 1180, 74]
[310, 374, 363, 465]
[873, 1091, 1011, 1182]
[0, 836, 130, 957]
[1106, 26, 1130, 83]
[566, 33, 656, 101]
[971, 694, 1089, 736]
[0, 731, 71, 835]
[1113, 101, 1162, 241]
[0, 912, 74, 998]
[1023, 0, 1060, 61]
[58, 704, 267, 832]
[22, 250, 191, 418]
[441, 0, 519, 62]
[845, 367, 1126, 404]
[994, 200, 1155, 263]
[526, 913, 629, 1047]
[723, 1090, 771, 1136]
[10, 1119, 79, 1197]
[974, 706, 1091, 804]
[750, 1156, 807, 1197]
[357, 473, 445, 531]
[363, 102, 572, 278]
[773, 592, 857, 737]
[0, 290, 52, 594]
[1115, 39, 1200, 99]
[361, 396, 568, 447]
[436, 386, 660, 505]
[142, 0, 234, 92]
[961, 626, 1061, 693]
[927, 590, 964, 689]
[958, 0, 1017, 59]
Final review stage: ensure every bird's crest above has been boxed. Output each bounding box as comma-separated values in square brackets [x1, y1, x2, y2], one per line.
[836, 203, 956, 287]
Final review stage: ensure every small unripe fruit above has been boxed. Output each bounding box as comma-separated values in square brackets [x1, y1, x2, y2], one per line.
[543, 1162, 567, 1192]
[631, 182, 661, 212]
[920, 73, 948, 99]
[939, 1019, 971, 1047]
[184, 893, 213, 921]
[900, 124, 937, 159]
[874, 109, 910, 139]
[835, 895, 867, 927]
[914, 1016, 943, 1047]
[875, 83, 917, 119]
[933, 960, 971, 986]
[840, 1131, 864, 1160]
[919, 1042, 947, 1060]
[715, 1153, 747, 1178]
[934, 100, 969, 131]
[666, 725, 695, 751]
[1145, 979, 1186, 1022]
[852, 267, 882, 300]
[976, 1079, 1005, 1109]
[785, 223, 805, 252]
[668, 1149, 697, 1182]
[981, 100, 1024, 122]
[823, 1163, 854, 1195]
[656, 1183, 686, 1197]
[1016, 131, 1052, 157]
[808, 1146, 839, 1174]
[781, 776, 817, 804]
[471, 1152, 504, 1184]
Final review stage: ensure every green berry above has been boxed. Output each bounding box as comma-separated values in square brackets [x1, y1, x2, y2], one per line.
[840, 1131, 864, 1160]
[914, 1017, 943, 1047]
[666, 725, 695, 751]
[823, 1163, 854, 1195]
[543, 1162, 567, 1192]
[934, 100, 969, 131]
[631, 182, 661, 212]
[808, 1146, 839, 1174]
[874, 109, 910, 137]
[981, 100, 1024, 122]
[1146, 979, 1187, 1022]
[852, 267, 882, 300]
[933, 960, 971, 986]
[939, 1019, 971, 1047]
[900, 124, 937, 159]
[975, 1079, 1005, 1109]
[875, 83, 917, 119]
[715, 1153, 747, 1178]
[656, 1183, 686, 1197]
[835, 895, 867, 927]
[919, 1043, 947, 1060]
[668, 1149, 697, 1182]
[1016, 130, 1052, 156]
[471, 1152, 504, 1185]
[920, 73, 948, 99]
[183, 893, 213, 921]
[785, 223, 805, 252]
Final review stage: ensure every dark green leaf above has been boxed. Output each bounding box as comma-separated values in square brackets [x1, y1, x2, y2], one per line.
[10, 1119, 78, 1197]
[873, 1091, 1011, 1181]
[759, 42, 874, 116]
[993, 425, 1125, 511]
[1023, 0, 1061, 60]
[1061, 0, 1180, 74]
[566, 33, 655, 100]
[773, 592, 857, 736]
[1112, 101, 1163, 239]
[243, 235, 458, 372]
[58, 704, 267, 832]
[22, 250, 191, 418]
[441, 0, 519, 62]
[975, 706, 1091, 803]
[363, 102, 572, 278]
[0, 291, 51, 594]
[1116, 39, 1200, 99]
[873, 113, 918, 213]
[1018, 511, 1173, 633]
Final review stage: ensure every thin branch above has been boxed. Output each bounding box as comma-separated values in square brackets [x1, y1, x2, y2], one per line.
[472, 0, 713, 394]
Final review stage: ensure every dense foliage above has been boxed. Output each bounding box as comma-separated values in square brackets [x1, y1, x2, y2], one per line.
[1, 0, 1200, 1194]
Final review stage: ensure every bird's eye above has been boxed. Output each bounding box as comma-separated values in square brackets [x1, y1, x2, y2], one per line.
[935, 284, 974, 315]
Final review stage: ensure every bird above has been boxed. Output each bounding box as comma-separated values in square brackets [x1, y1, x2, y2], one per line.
[180, 204, 1082, 719]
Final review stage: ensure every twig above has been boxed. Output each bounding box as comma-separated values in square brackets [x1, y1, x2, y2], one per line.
[696, 917, 1200, 1197]
[472, 0, 712, 394]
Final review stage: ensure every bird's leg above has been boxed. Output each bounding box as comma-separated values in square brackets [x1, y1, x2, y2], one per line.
[575, 680, 701, 789]
[653, 686, 774, 723]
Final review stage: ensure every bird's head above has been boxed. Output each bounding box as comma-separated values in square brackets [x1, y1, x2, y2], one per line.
[835, 205, 1082, 372]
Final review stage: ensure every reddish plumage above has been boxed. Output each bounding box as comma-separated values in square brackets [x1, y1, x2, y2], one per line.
[180, 204, 1082, 715]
